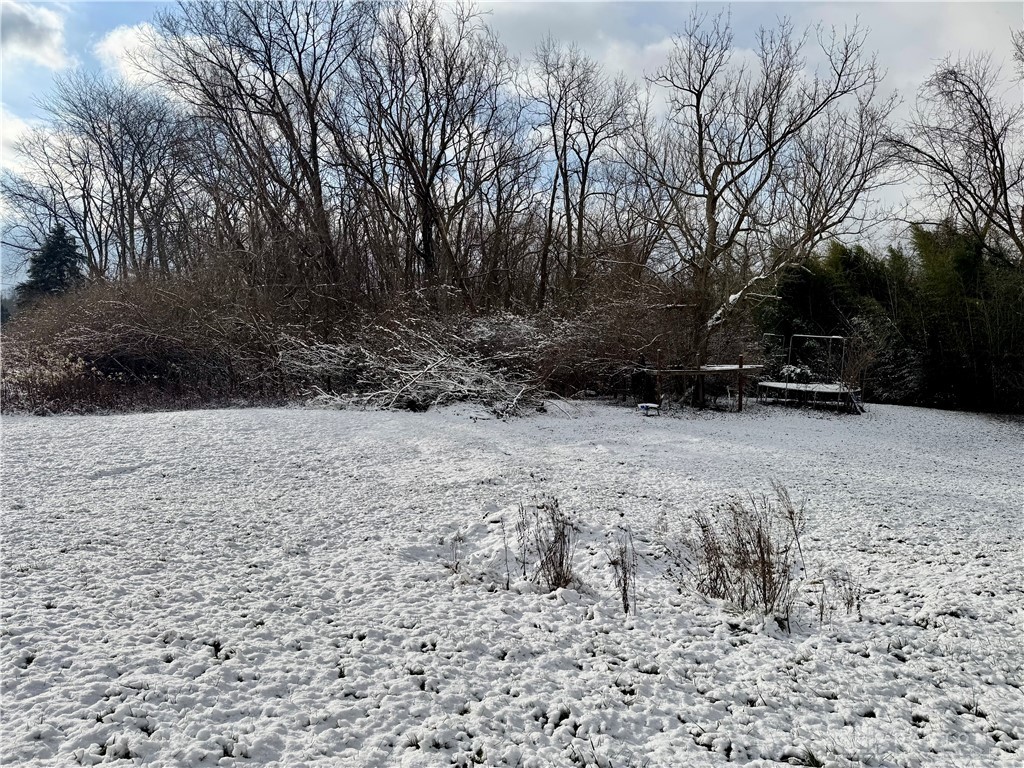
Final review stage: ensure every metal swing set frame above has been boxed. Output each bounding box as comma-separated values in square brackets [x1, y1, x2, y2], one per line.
[757, 334, 864, 413]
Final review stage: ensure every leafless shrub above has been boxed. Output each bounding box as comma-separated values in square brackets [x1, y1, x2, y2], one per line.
[515, 504, 532, 580]
[771, 485, 865, 628]
[609, 528, 639, 615]
[808, 568, 864, 625]
[516, 496, 579, 592]
[0, 278, 289, 413]
[771, 480, 807, 574]
[687, 484, 806, 622]
[534, 294, 677, 400]
[1, 277, 704, 416]
[499, 517, 512, 590]
[0, 345, 93, 414]
[1, 287, 553, 415]
[534, 498, 578, 591]
[441, 530, 465, 574]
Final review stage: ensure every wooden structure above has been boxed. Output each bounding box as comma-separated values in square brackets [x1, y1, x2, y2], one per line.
[637, 355, 764, 412]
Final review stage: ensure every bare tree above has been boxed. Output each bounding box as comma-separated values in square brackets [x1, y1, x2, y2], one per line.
[48, 73, 194, 277]
[1, 124, 114, 280]
[893, 47, 1023, 266]
[151, 0, 369, 315]
[630, 12, 895, 374]
[1, 74, 193, 281]
[326, 0, 534, 309]
[1012, 28, 1024, 79]
[0, 0, 907, 336]
[463, 138, 543, 310]
[531, 38, 634, 306]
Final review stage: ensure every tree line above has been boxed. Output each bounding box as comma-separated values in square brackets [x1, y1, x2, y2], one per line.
[2, 1, 1021, 411]
[761, 224, 1024, 411]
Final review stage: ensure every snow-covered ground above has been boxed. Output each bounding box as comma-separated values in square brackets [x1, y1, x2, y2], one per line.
[2, 402, 1021, 767]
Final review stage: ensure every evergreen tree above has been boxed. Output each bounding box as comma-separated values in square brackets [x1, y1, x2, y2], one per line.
[0, 292, 12, 324]
[15, 224, 84, 305]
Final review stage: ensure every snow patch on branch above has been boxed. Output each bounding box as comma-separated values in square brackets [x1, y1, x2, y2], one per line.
[705, 263, 799, 331]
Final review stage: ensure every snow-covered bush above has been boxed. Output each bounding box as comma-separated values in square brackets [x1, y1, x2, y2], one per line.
[461, 312, 544, 370]
[780, 364, 813, 383]
[0, 346, 91, 414]
[1, 279, 696, 415]
[278, 315, 544, 416]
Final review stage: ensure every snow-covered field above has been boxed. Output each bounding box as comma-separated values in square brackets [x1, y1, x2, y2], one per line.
[2, 402, 1021, 767]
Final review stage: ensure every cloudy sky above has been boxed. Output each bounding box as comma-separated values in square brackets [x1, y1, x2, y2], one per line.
[2, 1, 1020, 119]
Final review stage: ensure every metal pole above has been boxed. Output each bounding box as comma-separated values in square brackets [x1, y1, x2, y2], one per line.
[656, 348, 663, 404]
[737, 354, 744, 412]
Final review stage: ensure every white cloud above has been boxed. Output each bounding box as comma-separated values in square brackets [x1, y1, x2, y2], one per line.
[0, 0, 69, 69]
[485, 2, 1021, 99]
[0, 104, 33, 174]
[599, 36, 676, 80]
[483, 1, 641, 66]
[791, 2, 1021, 101]
[94, 22, 160, 86]
[0, 104, 36, 232]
